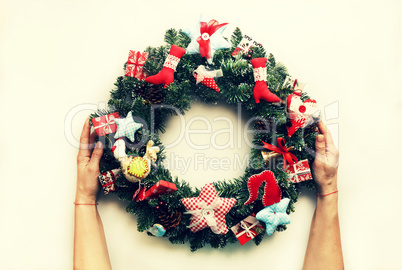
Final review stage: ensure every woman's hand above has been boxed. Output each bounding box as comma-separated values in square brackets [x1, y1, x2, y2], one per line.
[313, 121, 339, 195]
[76, 118, 103, 204]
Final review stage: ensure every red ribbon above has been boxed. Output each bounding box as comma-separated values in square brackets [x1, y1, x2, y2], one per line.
[262, 138, 298, 169]
[292, 79, 298, 89]
[196, 19, 228, 59]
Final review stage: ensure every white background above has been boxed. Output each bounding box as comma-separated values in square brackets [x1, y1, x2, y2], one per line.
[1, 0, 401, 269]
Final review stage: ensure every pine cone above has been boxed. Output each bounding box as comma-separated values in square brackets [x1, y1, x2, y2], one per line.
[147, 85, 165, 104]
[134, 84, 147, 99]
[157, 208, 182, 230]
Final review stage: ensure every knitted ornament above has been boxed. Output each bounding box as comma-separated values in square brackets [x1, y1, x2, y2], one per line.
[193, 65, 223, 92]
[250, 58, 280, 103]
[286, 90, 318, 137]
[182, 183, 236, 234]
[145, 45, 186, 88]
[114, 111, 143, 142]
[256, 198, 291, 235]
[112, 139, 160, 183]
[183, 17, 230, 64]
[244, 170, 282, 207]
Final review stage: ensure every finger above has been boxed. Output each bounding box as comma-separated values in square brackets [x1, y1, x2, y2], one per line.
[88, 141, 104, 169]
[89, 130, 97, 147]
[317, 121, 336, 151]
[78, 118, 91, 159]
[315, 134, 326, 158]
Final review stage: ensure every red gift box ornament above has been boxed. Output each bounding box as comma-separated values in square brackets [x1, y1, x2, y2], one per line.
[98, 169, 121, 195]
[143, 180, 177, 201]
[285, 159, 313, 183]
[125, 50, 149, 80]
[91, 112, 120, 137]
[231, 34, 262, 57]
[231, 215, 264, 245]
[282, 75, 306, 91]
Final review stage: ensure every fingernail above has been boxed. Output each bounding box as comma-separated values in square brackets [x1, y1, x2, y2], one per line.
[317, 134, 324, 142]
[96, 141, 103, 148]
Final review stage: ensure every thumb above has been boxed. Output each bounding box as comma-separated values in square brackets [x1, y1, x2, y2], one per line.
[315, 134, 326, 158]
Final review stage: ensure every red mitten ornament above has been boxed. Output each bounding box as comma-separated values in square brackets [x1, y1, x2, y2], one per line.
[251, 58, 281, 104]
[287, 90, 318, 137]
[244, 170, 282, 207]
[145, 45, 186, 88]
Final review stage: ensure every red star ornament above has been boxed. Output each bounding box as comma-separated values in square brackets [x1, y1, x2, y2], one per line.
[181, 183, 236, 234]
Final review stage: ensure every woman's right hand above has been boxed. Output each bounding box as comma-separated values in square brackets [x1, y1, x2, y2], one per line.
[312, 121, 339, 195]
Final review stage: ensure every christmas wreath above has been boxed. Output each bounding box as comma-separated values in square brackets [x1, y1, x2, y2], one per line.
[91, 17, 320, 251]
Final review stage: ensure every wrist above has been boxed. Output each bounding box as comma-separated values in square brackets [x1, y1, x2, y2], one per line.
[315, 175, 338, 195]
[75, 192, 97, 204]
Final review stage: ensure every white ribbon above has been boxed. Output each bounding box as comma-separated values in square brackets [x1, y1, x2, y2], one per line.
[237, 220, 260, 239]
[184, 198, 223, 234]
[193, 65, 223, 84]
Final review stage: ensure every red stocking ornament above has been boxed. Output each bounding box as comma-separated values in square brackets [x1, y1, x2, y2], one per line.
[251, 58, 281, 104]
[145, 45, 186, 88]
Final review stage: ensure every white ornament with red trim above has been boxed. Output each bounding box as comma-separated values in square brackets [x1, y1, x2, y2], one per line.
[286, 90, 319, 137]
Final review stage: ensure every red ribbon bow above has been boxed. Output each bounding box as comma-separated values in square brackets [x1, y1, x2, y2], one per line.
[197, 19, 228, 59]
[262, 138, 298, 169]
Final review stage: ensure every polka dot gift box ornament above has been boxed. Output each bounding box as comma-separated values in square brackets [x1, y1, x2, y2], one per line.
[91, 15, 319, 251]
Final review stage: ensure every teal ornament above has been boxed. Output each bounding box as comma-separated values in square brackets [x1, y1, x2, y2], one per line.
[256, 198, 291, 235]
[147, 224, 166, 237]
[182, 15, 230, 64]
[114, 111, 143, 142]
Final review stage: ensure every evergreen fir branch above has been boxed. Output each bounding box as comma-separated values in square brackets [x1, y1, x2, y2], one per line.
[230, 27, 243, 48]
[177, 30, 191, 49]
[164, 28, 179, 45]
